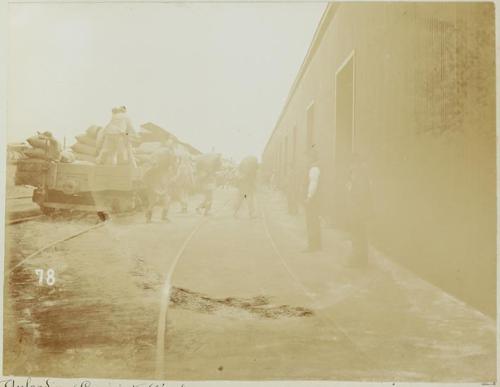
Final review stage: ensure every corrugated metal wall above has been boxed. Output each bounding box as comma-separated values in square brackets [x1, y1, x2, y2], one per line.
[262, 3, 496, 315]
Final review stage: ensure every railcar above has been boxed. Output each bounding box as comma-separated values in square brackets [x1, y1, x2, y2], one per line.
[15, 159, 146, 215]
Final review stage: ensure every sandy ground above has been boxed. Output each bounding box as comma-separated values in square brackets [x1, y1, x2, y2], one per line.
[3, 187, 496, 381]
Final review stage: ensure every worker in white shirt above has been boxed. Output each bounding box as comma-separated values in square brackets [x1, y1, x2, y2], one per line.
[303, 148, 322, 252]
[97, 106, 137, 166]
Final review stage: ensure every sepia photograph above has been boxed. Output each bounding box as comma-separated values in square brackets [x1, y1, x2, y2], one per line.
[3, 1, 497, 383]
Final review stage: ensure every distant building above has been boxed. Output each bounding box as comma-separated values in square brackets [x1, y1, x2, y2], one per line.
[140, 122, 202, 156]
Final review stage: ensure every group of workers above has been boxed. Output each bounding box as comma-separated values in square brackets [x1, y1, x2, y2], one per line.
[96, 106, 260, 223]
[142, 152, 259, 222]
[97, 106, 370, 265]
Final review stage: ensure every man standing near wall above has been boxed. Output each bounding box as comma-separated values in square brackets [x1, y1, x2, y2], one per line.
[195, 153, 222, 216]
[303, 148, 322, 252]
[347, 153, 372, 266]
[285, 163, 299, 215]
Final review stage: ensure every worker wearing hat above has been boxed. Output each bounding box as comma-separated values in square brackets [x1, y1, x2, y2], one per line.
[97, 106, 137, 166]
[303, 147, 322, 252]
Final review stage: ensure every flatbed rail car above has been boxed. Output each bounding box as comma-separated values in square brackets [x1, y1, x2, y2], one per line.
[15, 159, 145, 214]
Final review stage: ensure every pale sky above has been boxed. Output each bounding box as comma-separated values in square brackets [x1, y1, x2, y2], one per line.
[8, 2, 326, 162]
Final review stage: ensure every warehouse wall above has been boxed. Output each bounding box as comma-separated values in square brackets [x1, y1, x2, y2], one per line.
[262, 3, 496, 316]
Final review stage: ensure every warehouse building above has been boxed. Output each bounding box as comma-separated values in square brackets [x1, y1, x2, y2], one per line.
[262, 3, 496, 315]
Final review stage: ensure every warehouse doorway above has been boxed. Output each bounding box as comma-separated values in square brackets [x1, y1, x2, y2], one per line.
[333, 52, 355, 226]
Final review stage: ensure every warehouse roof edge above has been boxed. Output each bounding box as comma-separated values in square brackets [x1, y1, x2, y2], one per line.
[263, 2, 338, 156]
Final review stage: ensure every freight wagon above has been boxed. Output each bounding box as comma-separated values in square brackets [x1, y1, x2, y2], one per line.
[14, 121, 204, 216]
[15, 159, 144, 215]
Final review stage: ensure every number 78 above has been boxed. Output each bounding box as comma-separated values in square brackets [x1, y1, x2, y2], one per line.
[35, 269, 56, 286]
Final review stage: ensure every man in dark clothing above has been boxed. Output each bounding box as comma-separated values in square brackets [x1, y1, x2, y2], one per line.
[195, 153, 222, 216]
[143, 148, 177, 223]
[234, 155, 259, 218]
[303, 149, 322, 252]
[347, 153, 372, 266]
[285, 164, 299, 215]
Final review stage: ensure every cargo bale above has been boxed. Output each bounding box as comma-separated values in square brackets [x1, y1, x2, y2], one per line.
[71, 142, 98, 157]
[24, 147, 51, 160]
[75, 134, 97, 147]
[27, 136, 49, 150]
[86, 125, 102, 139]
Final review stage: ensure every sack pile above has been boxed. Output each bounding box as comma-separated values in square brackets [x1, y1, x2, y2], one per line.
[131, 123, 177, 165]
[23, 132, 62, 161]
[71, 125, 102, 163]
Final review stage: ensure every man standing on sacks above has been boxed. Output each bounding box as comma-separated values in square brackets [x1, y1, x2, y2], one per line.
[97, 106, 138, 166]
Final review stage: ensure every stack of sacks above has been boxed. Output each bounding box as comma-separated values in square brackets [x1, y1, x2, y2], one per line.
[71, 125, 102, 163]
[16, 132, 62, 187]
[24, 132, 62, 161]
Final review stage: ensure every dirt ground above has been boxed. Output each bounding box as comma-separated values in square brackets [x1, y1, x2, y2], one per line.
[3, 187, 496, 381]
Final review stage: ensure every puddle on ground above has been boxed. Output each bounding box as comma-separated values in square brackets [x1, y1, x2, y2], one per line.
[170, 287, 313, 319]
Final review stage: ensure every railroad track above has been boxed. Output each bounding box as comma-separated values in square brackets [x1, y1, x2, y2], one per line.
[256, 195, 379, 370]
[155, 218, 207, 378]
[6, 195, 33, 201]
[154, 195, 238, 377]
[6, 189, 377, 377]
[5, 193, 42, 225]
[6, 214, 44, 226]
[154, 193, 377, 378]
[5, 219, 109, 275]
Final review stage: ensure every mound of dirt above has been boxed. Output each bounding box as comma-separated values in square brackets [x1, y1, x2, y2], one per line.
[170, 287, 313, 319]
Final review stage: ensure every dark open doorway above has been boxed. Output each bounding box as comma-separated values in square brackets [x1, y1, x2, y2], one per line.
[333, 53, 355, 226]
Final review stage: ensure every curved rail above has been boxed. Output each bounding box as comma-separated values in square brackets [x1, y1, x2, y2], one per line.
[155, 218, 207, 379]
[154, 192, 236, 378]
[6, 220, 108, 275]
[6, 195, 33, 200]
[7, 214, 44, 226]
[256, 193, 378, 368]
